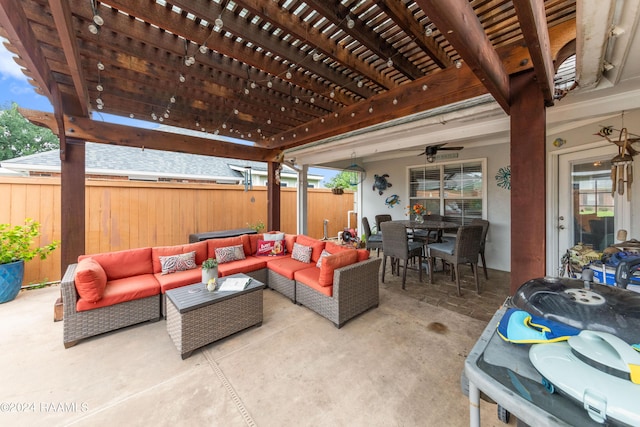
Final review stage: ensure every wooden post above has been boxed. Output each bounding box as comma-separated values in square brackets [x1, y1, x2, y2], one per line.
[510, 70, 546, 293]
[267, 161, 281, 232]
[60, 139, 85, 274]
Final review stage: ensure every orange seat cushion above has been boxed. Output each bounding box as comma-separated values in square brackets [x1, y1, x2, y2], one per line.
[79, 247, 153, 280]
[74, 257, 107, 303]
[76, 274, 159, 312]
[295, 268, 332, 297]
[267, 256, 316, 280]
[217, 257, 267, 277]
[295, 235, 326, 263]
[318, 250, 358, 287]
[155, 268, 202, 293]
[151, 241, 207, 273]
[249, 234, 264, 254]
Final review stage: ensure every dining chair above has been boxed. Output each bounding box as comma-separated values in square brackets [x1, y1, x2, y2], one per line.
[375, 214, 392, 234]
[440, 219, 490, 279]
[362, 217, 383, 257]
[381, 221, 424, 289]
[470, 219, 490, 279]
[427, 225, 483, 296]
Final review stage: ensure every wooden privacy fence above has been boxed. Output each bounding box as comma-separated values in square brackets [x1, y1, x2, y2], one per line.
[0, 177, 355, 285]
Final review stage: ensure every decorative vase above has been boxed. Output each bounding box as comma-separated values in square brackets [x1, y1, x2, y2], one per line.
[202, 267, 218, 284]
[0, 260, 24, 303]
[415, 214, 424, 224]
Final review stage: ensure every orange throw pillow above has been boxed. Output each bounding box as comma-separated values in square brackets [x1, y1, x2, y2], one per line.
[75, 257, 107, 302]
[318, 250, 358, 287]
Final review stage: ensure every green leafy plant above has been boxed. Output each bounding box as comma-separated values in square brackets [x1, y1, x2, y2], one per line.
[202, 257, 218, 270]
[247, 220, 266, 233]
[0, 219, 59, 265]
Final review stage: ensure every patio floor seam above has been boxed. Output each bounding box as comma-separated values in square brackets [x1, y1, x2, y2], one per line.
[203, 350, 256, 427]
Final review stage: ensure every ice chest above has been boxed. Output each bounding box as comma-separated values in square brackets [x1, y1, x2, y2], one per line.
[588, 263, 616, 285]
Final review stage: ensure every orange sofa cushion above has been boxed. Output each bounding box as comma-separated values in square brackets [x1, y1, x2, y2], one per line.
[151, 241, 207, 273]
[324, 241, 369, 262]
[207, 235, 251, 259]
[217, 256, 267, 277]
[295, 235, 325, 263]
[74, 257, 107, 303]
[79, 247, 153, 281]
[249, 234, 264, 254]
[267, 256, 316, 280]
[155, 268, 202, 293]
[294, 268, 332, 297]
[76, 274, 159, 312]
[318, 250, 358, 287]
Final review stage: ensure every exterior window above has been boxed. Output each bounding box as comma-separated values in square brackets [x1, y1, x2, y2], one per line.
[408, 160, 484, 224]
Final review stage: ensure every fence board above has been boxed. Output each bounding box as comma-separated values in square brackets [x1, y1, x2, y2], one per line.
[0, 177, 354, 285]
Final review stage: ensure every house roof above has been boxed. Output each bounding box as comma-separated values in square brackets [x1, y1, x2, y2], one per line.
[0, 143, 322, 182]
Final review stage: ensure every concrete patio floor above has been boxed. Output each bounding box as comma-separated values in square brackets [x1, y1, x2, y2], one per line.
[1, 262, 513, 427]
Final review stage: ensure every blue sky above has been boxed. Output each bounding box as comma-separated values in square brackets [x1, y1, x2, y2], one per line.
[0, 39, 337, 183]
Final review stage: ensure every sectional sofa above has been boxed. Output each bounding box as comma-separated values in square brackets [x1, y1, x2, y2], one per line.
[61, 232, 381, 348]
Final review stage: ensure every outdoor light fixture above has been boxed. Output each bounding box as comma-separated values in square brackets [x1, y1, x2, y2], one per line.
[214, 15, 223, 29]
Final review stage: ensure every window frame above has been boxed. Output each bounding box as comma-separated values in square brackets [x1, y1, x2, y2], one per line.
[406, 158, 487, 223]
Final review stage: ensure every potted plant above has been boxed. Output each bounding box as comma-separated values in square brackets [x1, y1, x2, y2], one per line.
[202, 257, 218, 285]
[0, 219, 59, 303]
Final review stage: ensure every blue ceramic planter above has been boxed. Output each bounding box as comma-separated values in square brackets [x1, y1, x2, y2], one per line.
[0, 260, 24, 303]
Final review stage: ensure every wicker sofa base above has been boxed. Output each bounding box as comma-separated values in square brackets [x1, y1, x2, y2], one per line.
[267, 269, 296, 302]
[295, 258, 381, 328]
[62, 264, 161, 348]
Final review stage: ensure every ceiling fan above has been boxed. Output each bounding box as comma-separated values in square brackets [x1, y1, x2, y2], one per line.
[418, 143, 463, 163]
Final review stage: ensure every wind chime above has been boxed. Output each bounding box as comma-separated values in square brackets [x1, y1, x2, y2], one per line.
[603, 127, 636, 201]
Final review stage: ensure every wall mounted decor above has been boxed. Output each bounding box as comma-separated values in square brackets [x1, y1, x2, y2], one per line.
[385, 194, 400, 208]
[495, 165, 511, 190]
[373, 174, 392, 195]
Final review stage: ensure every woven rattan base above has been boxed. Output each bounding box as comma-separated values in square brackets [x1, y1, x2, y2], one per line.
[166, 282, 263, 359]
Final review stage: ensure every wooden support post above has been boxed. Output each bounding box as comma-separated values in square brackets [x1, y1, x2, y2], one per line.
[60, 139, 85, 274]
[267, 161, 281, 232]
[510, 70, 547, 293]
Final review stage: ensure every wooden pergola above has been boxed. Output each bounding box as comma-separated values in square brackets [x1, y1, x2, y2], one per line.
[0, 0, 577, 292]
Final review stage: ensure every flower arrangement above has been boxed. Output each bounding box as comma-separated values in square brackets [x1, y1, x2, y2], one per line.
[406, 203, 426, 217]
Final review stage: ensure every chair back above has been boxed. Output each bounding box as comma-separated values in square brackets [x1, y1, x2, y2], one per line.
[381, 222, 410, 258]
[375, 214, 392, 232]
[362, 217, 373, 239]
[469, 219, 489, 250]
[423, 213, 442, 221]
[454, 225, 484, 263]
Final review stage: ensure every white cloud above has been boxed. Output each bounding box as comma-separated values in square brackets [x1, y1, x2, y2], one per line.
[0, 38, 28, 81]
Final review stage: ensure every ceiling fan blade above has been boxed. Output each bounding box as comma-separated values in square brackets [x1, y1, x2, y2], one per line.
[438, 146, 464, 151]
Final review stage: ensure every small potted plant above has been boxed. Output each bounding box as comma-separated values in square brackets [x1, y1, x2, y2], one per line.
[202, 257, 218, 287]
[0, 219, 59, 303]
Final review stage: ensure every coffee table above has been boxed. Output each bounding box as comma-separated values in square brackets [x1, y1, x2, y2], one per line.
[165, 273, 265, 359]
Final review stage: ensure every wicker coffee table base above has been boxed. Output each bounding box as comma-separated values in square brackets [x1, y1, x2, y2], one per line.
[166, 287, 263, 359]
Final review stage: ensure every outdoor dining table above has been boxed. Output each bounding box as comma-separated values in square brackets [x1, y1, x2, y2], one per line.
[392, 219, 460, 243]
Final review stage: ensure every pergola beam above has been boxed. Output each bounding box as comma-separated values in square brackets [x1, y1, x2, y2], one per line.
[19, 109, 281, 163]
[513, 0, 556, 106]
[414, 0, 511, 113]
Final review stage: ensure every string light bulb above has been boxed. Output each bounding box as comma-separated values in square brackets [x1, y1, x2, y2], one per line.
[425, 26, 433, 37]
[97, 61, 104, 71]
[199, 45, 208, 54]
[455, 60, 462, 69]
[347, 16, 355, 29]
[179, 74, 186, 83]
[96, 84, 103, 92]
[214, 15, 223, 29]
[88, 23, 99, 34]
[387, 58, 393, 68]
